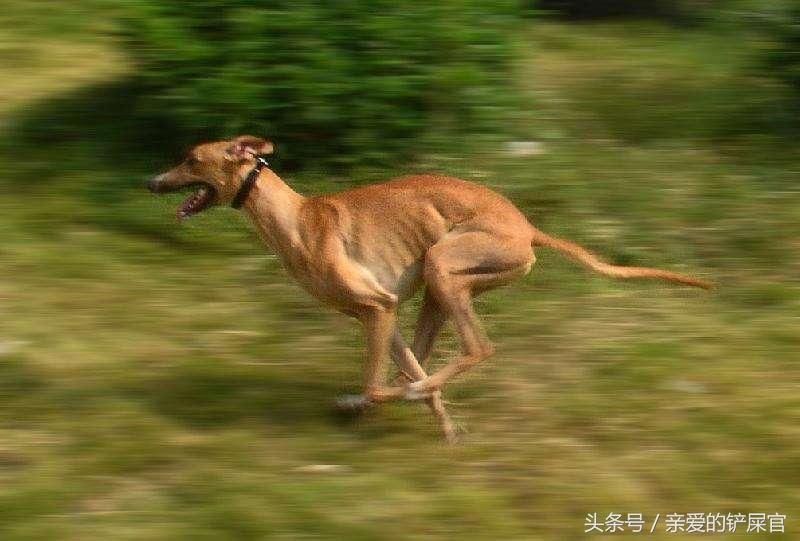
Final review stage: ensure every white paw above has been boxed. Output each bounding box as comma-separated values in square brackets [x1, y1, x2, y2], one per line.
[404, 380, 433, 401]
[335, 394, 373, 411]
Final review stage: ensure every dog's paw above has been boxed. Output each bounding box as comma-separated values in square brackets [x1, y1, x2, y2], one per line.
[334, 394, 373, 412]
[404, 380, 435, 401]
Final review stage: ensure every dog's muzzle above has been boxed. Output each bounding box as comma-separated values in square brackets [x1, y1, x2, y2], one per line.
[147, 174, 168, 193]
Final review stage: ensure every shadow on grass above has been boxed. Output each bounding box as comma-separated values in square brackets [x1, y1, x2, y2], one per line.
[120, 357, 354, 431]
[6, 78, 199, 174]
[0, 78, 264, 252]
[0, 350, 374, 437]
[0, 355, 47, 408]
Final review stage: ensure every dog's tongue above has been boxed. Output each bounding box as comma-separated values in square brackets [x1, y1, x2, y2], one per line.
[176, 195, 196, 221]
[176, 187, 210, 221]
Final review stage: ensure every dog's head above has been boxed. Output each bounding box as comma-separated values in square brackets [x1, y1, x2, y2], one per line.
[148, 135, 274, 220]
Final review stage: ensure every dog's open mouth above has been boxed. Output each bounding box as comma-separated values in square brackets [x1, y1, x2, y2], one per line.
[176, 183, 216, 221]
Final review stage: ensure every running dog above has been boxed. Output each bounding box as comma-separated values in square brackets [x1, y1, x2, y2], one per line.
[149, 135, 710, 442]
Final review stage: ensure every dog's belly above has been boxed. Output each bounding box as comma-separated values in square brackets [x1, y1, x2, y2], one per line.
[344, 212, 445, 303]
[379, 259, 424, 302]
[276, 240, 423, 312]
[350, 236, 430, 303]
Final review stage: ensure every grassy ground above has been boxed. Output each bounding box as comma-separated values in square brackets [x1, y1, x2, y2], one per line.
[1, 3, 799, 540]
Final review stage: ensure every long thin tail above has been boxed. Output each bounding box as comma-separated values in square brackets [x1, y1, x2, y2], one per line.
[530, 228, 712, 289]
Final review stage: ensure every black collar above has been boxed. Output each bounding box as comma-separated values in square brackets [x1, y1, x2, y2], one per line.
[231, 156, 269, 209]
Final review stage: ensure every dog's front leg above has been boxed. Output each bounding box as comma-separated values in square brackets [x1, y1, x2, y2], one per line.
[361, 308, 406, 402]
[390, 329, 457, 443]
[336, 307, 405, 412]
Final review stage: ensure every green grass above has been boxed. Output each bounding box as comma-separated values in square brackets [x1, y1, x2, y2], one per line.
[1, 3, 799, 540]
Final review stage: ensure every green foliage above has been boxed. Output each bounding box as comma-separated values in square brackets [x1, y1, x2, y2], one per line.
[765, 5, 800, 98]
[121, 0, 522, 166]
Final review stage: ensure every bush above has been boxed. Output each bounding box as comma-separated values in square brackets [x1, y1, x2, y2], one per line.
[121, 0, 522, 166]
[766, 5, 800, 99]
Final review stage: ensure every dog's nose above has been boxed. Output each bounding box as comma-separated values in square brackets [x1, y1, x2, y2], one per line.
[147, 176, 163, 193]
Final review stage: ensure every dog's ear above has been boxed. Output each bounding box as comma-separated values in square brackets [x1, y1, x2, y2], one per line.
[226, 135, 274, 162]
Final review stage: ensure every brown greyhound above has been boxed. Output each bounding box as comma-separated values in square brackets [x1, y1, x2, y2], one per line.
[149, 135, 710, 442]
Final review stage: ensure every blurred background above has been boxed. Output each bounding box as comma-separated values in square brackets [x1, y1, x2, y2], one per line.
[1, 0, 799, 539]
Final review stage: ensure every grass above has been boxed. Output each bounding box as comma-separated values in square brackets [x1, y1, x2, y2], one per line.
[0, 2, 799, 539]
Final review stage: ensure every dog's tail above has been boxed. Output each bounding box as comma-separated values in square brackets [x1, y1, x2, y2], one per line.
[530, 227, 712, 289]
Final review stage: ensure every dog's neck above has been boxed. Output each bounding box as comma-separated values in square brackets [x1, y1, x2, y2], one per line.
[240, 167, 306, 254]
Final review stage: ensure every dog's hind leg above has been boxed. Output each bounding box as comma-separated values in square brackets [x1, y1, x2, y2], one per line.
[406, 231, 533, 396]
[412, 289, 448, 371]
[391, 290, 447, 386]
